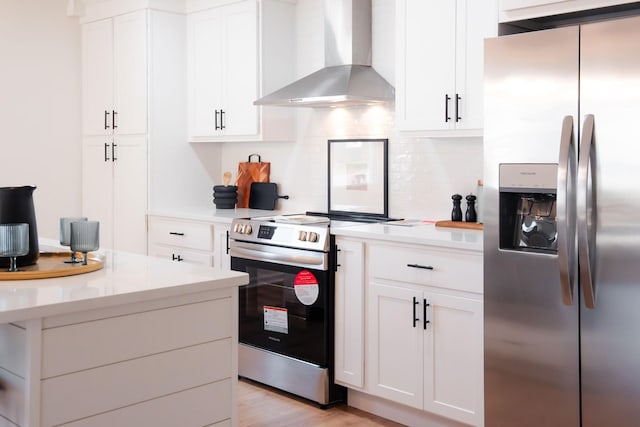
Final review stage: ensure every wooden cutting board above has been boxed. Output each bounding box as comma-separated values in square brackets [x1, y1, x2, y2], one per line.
[435, 220, 483, 230]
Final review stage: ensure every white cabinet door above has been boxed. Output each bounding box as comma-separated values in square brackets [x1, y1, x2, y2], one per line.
[112, 135, 147, 254]
[424, 291, 484, 426]
[396, 1, 456, 132]
[188, 1, 258, 139]
[188, 8, 224, 137]
[457, 0, 498, 131]
[113, 11, 148, 136]
[82, 138, 115, 250]
[222, 2, 258, 137]
[334, 238, 365, 388]
[367, 281, 423, 409]
[396, 0, 497, 135]
[82, 136, 147, 254]
[82, 19, 113, 136]
[213, 222, 231, 270]
[82, 11, 147, 137]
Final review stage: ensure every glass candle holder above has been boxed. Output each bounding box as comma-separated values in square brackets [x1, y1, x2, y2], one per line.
[0, 223, 30, 272]
[60, 217, 88, 263]
[70, 221, 99, 266]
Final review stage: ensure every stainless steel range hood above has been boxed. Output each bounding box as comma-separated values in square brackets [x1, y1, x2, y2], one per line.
[254, 0, 395, 108]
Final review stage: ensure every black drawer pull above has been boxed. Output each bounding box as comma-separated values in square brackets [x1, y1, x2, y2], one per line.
[169, 232, 185, 236]
[407, 263, 434, 270]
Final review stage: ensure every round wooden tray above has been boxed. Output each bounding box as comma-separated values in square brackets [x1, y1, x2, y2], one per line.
[0, 252, 104, 281]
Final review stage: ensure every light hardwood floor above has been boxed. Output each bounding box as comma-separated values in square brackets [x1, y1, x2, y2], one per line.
[238, 379, 405, 427]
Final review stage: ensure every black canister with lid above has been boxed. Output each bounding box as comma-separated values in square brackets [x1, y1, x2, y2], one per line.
[0, 186, 39, 266]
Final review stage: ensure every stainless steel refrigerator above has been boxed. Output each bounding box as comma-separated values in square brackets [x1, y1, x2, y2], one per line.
[483, 14, 640, 427]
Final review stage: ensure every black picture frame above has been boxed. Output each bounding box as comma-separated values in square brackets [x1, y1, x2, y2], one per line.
[328, 138, 389, 219]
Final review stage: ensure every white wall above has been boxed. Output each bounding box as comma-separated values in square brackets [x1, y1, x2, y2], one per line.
[216, 0, 483, 221]
[0, 0, 82, 239]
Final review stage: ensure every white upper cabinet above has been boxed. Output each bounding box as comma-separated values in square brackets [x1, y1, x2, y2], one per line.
[499, 0, 639, 22]
[187, 0, 295, 142]
[188, 1, 257, 138]
[82, 11, 147, 137]
[396, 0, 498, 137]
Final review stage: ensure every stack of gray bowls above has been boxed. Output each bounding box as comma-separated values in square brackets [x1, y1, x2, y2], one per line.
[213, 185, 238, 209]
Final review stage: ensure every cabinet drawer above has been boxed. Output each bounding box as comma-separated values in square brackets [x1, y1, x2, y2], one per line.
[57, 379, 232, 427]
[149, 243, 214, 266]
[148, 218, 213, 251]
[41, 339, 232, 426]
[369, 244, 482, 293]
[42, 297, 232, 378]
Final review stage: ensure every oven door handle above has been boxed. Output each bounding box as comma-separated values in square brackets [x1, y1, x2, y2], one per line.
[231, 246, 325, 266]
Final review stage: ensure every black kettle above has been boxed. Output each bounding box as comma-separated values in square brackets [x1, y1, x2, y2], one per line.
[0, 186, 39, 267]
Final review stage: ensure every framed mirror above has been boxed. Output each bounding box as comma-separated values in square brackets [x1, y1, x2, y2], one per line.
[328, 138, 388, 219]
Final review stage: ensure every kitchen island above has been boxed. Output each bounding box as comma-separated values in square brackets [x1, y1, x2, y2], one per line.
[0, 250, 248, 427]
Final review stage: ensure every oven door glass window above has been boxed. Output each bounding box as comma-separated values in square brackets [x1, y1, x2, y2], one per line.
[233, 258, 329, 367]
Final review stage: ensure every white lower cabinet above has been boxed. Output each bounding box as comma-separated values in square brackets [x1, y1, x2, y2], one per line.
[147, 215, 231, 269]
[335, 238, 484, 426]
[334, 238, 365, 388]
[368, 281, 483, 426]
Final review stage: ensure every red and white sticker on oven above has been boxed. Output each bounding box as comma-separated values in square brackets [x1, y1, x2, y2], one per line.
[294, 270, 319, 305]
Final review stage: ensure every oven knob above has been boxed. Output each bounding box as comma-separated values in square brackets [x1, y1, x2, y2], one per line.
[308, 232, 319, 242]
[234, 223, 242, 233]
[298, 231, 307, 241]
[244, 224, 253, 235]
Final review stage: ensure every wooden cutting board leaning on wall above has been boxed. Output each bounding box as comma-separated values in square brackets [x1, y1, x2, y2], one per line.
[236, 154, 270, 208]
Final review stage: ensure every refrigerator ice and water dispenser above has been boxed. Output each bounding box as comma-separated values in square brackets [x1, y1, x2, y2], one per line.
[499, 163, 558, 253]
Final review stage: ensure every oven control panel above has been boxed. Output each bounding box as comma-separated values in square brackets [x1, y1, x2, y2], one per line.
[257, 225, 276, 239]
[229, 218, 330, 251]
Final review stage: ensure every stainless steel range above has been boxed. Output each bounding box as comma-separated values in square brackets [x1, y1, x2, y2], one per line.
[229, 214, 346, 406]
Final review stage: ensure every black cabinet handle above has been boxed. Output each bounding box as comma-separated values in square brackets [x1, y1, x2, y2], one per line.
[215, 110, 220, 130]
[455, 93, 461, 122]
[413, 296, 420, 328]
[111, 143, 117, 161]
[169, 231, 185, 236]
[220, 109, 226, 130]
[407, 263, 434, 270]
[172, 253, 183, 262]
[225, 230, 230, 254]
[112, 110, 118, 129]
[104, 110, 110, 129]
[444, 94, 451, 122]
[104, 143, 110, 162]
[423, 299, 430, 330]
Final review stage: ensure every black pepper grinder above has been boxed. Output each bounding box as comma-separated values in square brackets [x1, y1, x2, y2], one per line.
[465, 194, 477, 223]
[451, 194, 463, 221]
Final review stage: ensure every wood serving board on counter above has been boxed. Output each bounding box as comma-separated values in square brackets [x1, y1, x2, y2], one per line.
[0, 252, 104, 281]
[435, 220, 483, 230]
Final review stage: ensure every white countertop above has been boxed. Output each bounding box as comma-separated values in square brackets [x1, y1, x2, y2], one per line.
[331, 222, 483, 252]
[148, 206, 289, 224]
[0, 248, 248, 324]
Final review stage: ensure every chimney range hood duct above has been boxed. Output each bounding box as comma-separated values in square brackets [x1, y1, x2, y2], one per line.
[254, 0, 395, 108]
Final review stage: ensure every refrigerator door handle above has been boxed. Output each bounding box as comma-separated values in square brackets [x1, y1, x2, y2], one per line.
[578, 114, 597, 309]
[557, 115, 577, 306]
